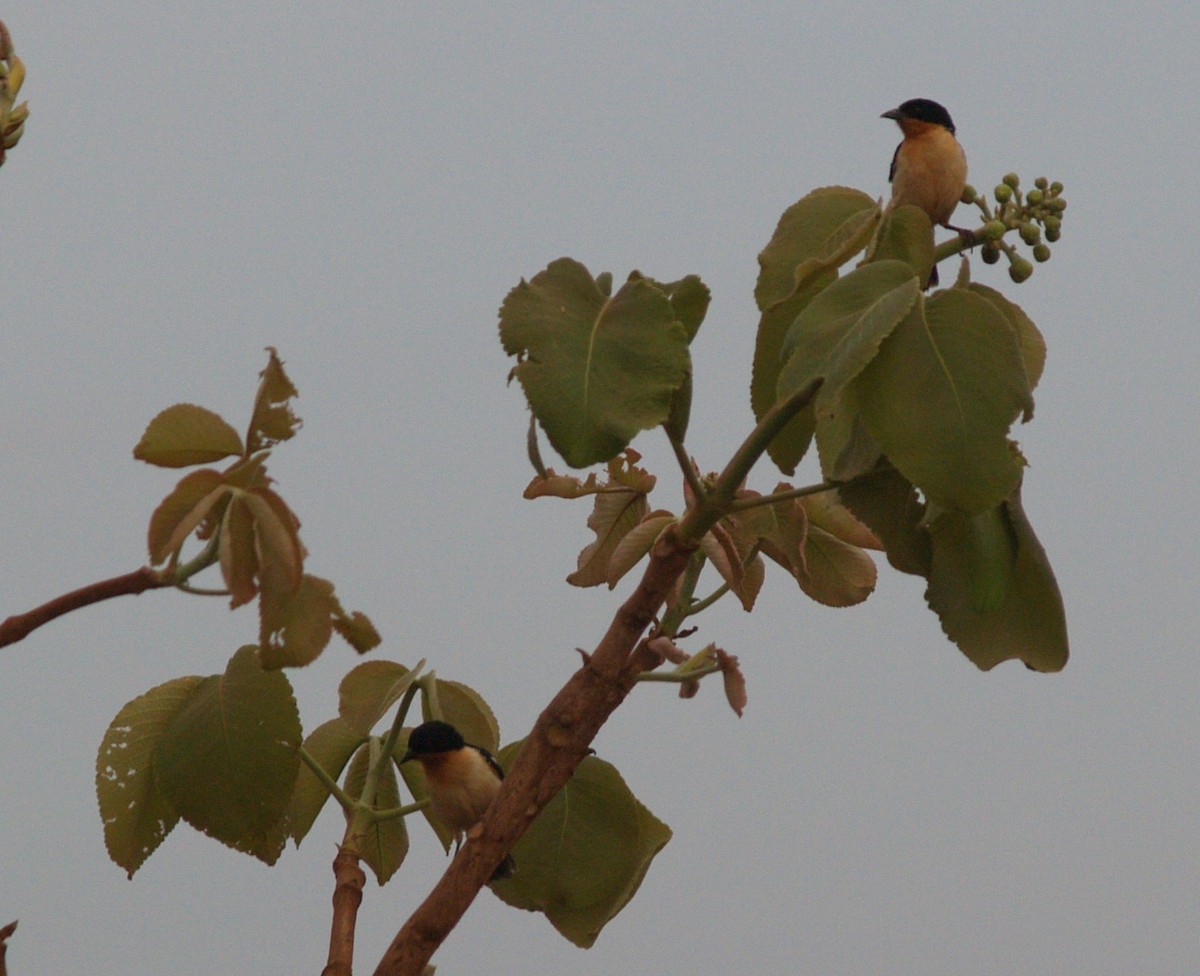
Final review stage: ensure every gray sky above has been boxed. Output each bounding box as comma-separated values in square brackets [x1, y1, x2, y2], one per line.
[3, 3, 1198, 973]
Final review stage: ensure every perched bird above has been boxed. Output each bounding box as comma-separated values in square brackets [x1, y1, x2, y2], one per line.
[400, 720, 516, 881]
[881, 98, 970, 285]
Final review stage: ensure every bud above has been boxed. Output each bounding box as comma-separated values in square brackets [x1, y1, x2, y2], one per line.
[1009, 258, 1033, 283]
[1032, 244, 1051, 263]
[1026, 188, 1044, 206]
[983, 220, 1006, 241]
[994, 184, 1013, 204]
[981, 243, 1001, 264]
[1003, 172, 1020, 189]
[1034, 177, 1049, 190]
[960, 184, 977, 204]
[1050, 181, 1064, 195]
[1019, 223, 1041, 245]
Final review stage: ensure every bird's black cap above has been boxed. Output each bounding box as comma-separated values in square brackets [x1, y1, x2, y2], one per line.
[881, 98, 956, 133]
[401, 720, 465, 761]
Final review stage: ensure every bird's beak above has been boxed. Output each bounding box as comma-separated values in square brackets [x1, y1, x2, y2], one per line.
[881, 107, 902, 121]
[399, 749, 415, 764]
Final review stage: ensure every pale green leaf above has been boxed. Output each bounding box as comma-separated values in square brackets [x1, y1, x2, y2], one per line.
[133, 403, 244, 468]
[96, 675, 203, 877]
[338, 660, 418, 736]
[423, 679, 499, 754]
[343, 746, 409, 885]
[288, 717, 367, 845]
[866, 204, 935, 285]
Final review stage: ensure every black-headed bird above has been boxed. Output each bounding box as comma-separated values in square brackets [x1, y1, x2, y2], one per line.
[400, 719, 516, 881]
[882, 98, 970, 285]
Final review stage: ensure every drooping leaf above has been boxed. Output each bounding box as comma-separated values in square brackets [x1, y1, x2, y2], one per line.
[492, 748, 672, 948]
[133, 403, 244, 468]
[342, 745, 409, 885]
[838, 467, 932, 577]
[731, 487, 809, 583]
[288, 717, 367, 845]
[245, 347, 301, 454]
[854, 289, 1030, 514]
[259, 573, 336, 668]
[96, 675, 203, 877]
[423, 679, 500, 754]
[567, 454, 655, 588]
[865, 204, 935, 285]
[777, 260, 920, 416]
[499, 258, 691, 468]
[965, 282, 1046, 410]
[925, 485, 1069, 672]
[218, 492, 259, 608]
[700, 522, 763, 612]
[523, 470, 602, 500]
[717, 648, 748, 717]
[796, 523, 877, 607]
[241, 486, 304, 595]
[332, 607, 382, 654]
[153, 646, 301, 863]
[146, 469, 227, 564]
[338, 660, 418, 736]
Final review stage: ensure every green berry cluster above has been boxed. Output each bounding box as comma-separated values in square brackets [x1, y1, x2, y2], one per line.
[959, 173, 1066, 283]
[0, 22, 29, 166]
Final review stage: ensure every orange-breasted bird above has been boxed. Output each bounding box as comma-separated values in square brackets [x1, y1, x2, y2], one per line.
[401, 720, 516, 881]
[882, 98, 970, 286]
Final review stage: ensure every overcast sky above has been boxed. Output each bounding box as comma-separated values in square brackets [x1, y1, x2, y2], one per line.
[3, 3, 1198, 974]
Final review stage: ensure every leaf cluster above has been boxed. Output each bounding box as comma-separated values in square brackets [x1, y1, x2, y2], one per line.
[0, 22, 28, 164]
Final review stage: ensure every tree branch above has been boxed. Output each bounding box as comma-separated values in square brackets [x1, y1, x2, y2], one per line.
[371, 377, 825, 976]
[322, 849, 366, 976]
[0, 566, 170, 648]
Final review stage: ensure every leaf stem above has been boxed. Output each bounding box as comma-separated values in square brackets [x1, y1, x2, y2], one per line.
[300, 747, 359, 813]
[634, 663, 721, 683]
[666, 427, 706, 503]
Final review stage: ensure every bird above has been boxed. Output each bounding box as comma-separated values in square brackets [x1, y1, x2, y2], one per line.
[400, 719, 516, 881]
[881, 98, 970, 286]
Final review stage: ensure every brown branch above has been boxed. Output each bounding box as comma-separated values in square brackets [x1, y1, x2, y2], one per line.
[322, 848, 367, 976]
[0, 919, 16, 976]
[0, 566, 170, 648]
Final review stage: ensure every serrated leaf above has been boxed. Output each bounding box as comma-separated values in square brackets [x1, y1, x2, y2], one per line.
[492, 748, 672, 948]
[259, 573, 337, 668]
[288, 717, 367, 845]
[332, 607, 382, 654]
[153, 646, 301, 863]
[523, 470, 603, 500]
[499, 258, 691, 468]
[800, 490, 881, 550]
[219, 493, 259, 608]
[423, 679, 499, 753]
[342, 746, 409, 884]
[925, 484, 1068, 672]
[813, 385, 883, 481]
[242, 486, 304, 594]
[854, 290, 1030, 514]
[147, 469, 227, 564]
[731, 487, 809, 582]
[338, 660, 418, 736]
[866, 204, 936, 285]
[777, 260, 920, 416]
[133, 403, 244, 468]
[567, 455, 654, 588]
[246, 347, 301, 454]
[96, 675, 203, 877]
[965, 283, 1045, 413]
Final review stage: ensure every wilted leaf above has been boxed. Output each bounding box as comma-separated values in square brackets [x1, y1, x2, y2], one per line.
[246, 347, 301, 454]
[154, 646, 301, 863]
[499, 258, 691, 468]
[147, 469, 227, 564]
[716, 648, 747, 717]
[854, 289, 1030, 514]
[731, 487, 809, 582]
[523, 470, 603, 500]
[288, 717, 367, 845]
[925, 485, 1068, 672]
[342, 746, 409, 884]
[492, 748, 672, 948]
[259, 574, 336, 668]
[338, 660, 418, 736]
[332, 607, 381, 654]
[567, 455, 655, 588]
[606, 512, 675, 588]
[96, 675, 203, 877]
[133, 403, 244, 468]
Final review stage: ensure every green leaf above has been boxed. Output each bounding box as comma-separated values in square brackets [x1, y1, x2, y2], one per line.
[795, 522, 877, 608]
[838, 468, 932, 577]
[731, 486, 809, 581]
[96, 675, 203, 877]
[154, 646, 301, 863]
[813, 386, 884, 481]
[925, 485, 1069, 672]
[245, 347, 302, 454]
[288, 717, 367, 845]
[754, 186, 880, 310]
[491, 748, 672, 948]
[777, 260, 920, 415]
[567, 454, 655, 588]
[866, 204, 935, 285]
[499, 258, 691, 468]
[338, 660, 418, 736]
[629, 272, 711, 341]
[965, 283, 1045, 412]
[133, 403, 244, 468]
[423, 679, 499, 754]
[259, 573, 336, 668]
[854, 289, 1030, 514]
[342, 745, 409, 885]
[146, 469, 228, 564]
[751, 187, 879, 475]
